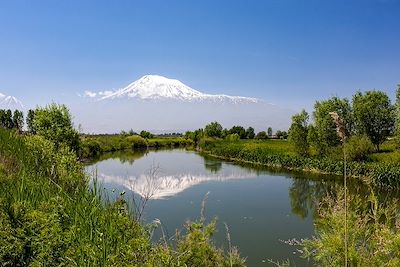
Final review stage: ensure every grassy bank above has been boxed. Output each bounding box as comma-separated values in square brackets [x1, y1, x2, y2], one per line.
[200, 139, 400, 187]
[81, 134, 194, 158]
[0, 129, 243, 266]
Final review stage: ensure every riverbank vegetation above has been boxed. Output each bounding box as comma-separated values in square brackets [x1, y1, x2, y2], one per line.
[0, 104, 244, 266]
[190, 87, 400, 188]
[81, 134, 193, 158]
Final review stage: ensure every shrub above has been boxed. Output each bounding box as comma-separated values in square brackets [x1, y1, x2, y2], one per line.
[33, 104, 80, 153]
[126, 135, 147, 148]
[255, 131, 267, 139]
[345, 135, 374, 161]
[225, 133, 240, 142]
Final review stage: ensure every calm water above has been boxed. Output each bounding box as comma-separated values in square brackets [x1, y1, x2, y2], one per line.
[85, 149, 353, 266]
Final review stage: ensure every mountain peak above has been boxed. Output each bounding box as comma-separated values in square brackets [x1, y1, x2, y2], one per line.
[97, 74, 259, 103]
[0, 94, 24, 109]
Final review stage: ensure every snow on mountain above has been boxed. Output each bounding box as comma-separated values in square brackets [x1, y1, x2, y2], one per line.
[98, 75, 259, 103]
[0, 94, 24, 109]
[74, 74, 294, 133]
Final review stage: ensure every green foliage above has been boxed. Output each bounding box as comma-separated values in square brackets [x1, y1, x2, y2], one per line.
[267, 127, 272, 137]
[0, 109, 14, 130]
[81, 134, 193, 158]
[395, 85, 400, 147]
[176, 218, 244, 267]
[255, 131, 268, 139]
[200, 139, 400, 187]
[185, 129, 204, 143]
[289, 109, 309, 156]
[26, 109, 36, 134]
[302, 192, 400, 266]
[33, 104, 80, 152]
[140, 130, 154, 139]
[345, 135, 374, 162]
[245, 127, 255, 139]
[204, 121, 223, 138]
[275, 130, 288, 140]
[229, 126, 246, 139]
[353, 90, 395, 151]
[311, 97, 352, 155]
[225, 133, 240, 142]
[12, 110, 24, 132]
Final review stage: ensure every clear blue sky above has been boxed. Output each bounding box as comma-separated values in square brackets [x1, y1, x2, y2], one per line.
[0, 0, 399, 111]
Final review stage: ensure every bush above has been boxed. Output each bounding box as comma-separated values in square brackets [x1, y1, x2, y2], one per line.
[225, 133, 240, 142]
[33, 104, 80, 153]
[255, 131, 267, 140]
[345, 135, 374, 161]
[126, 135, 147, 148]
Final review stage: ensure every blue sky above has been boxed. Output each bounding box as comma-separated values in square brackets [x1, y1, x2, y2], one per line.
[0, 0, 399, 111]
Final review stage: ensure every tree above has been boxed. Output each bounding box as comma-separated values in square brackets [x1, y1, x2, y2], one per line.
[276, 130, 288, 139]
[12, 110, 24, 133]
[140, 130, 154, 139]
[255, 131, 267, 139]
[289, 109, 310, 155]
[229, 125, 246, 139]
[267, 127, 273, 137]
[26, 109, 36, 134]
[311, 97, 353, 155]
[245, 127, 255, 139]
[0, 110, 5, 128]
[33, 103, 80, 152]
[204, 121, 223, 138]
[352, 90, 395, 151]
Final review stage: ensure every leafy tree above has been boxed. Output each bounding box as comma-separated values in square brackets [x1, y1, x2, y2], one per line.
[276, 130, 288, 139]
[255, 131, 267, 139]
[229, 125, 246, 139]
[33, 103, 80, 152]
[128, 129, 137, 136]
[289, 109, 310, 155]
[267, 127, 273, 137]
[12, 110, 24, 132]
[311, 97, 353, 155]
[221, 128, 229, 139]
[139, 130, 154, 139]
[245, 127, 255, 139]
[352, 90, 395, 151]
[204, 121, 223, 138]
[3, 110, 14, 129]
[26, 109, 36, 134]
[395, 85, 400, 147]
[0, 110, 5, 128]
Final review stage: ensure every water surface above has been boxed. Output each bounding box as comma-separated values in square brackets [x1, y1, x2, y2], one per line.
[86, 149, 353, 266]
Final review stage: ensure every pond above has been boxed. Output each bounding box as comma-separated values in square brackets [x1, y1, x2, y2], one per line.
[85, 148, 366, 266]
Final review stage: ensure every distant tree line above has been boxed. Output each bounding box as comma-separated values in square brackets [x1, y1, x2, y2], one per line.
[0, 109, 24, 132]
[184, 121, 288, 142]
[289, 86, 400, 159]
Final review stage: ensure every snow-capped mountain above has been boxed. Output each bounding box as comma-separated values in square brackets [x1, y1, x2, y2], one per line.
[0, 93, 24, 109]
[74, 74, 294, 133]
[96, 75, 259, 103]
